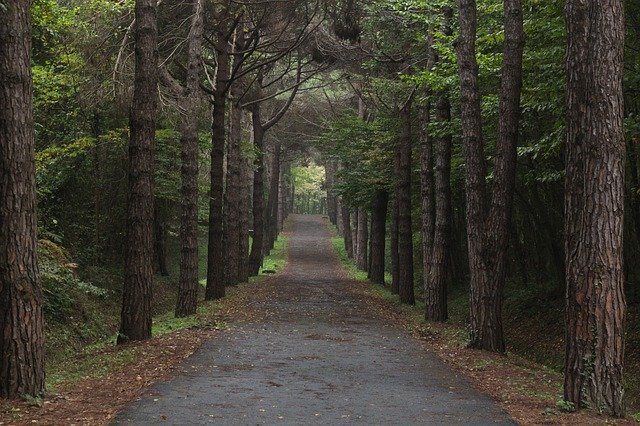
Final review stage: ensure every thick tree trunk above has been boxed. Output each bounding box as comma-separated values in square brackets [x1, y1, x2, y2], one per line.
[368, 189, 389, 285]
[397, 102, 415, 305]
[175, 0, 203, 317]
[118, 0, 158, 343]
[457, 0, 523, 352]
[336, 197, 344, 236]
[248, 107, 265, 276]
[0, 1, 46, 398]
[426, 95, 452, 322]
[564, 0, 626, 416]
[223, 89, 243, 287]
[356, 208, 368, 271]
[205, 46, 229, 300]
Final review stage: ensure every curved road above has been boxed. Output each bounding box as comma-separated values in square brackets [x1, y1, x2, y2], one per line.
[114, 215, 513, 425]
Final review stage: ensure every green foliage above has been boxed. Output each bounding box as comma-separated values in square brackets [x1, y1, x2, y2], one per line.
[292, 163, 326, 214]
[319, 114, 394, 207]
[555, 399, 577, 413]
[38, 240, 109, 322]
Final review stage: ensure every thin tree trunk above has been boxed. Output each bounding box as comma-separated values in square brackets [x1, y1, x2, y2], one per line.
[118, 0, 158, 343]
[341, 203, 353, 258]
[356, 208, 368, 271]
[391, 198, 400, 295]
[0, 0, 46, 397]
[248, 106, 265, 276]
[265, 142, 281, 252]
[153, 202, 169, 277]
[426, 95, 452, 322]
[351, 209, 359, 260]
[238, 117, 252, 283]
[397, 101, 415, 305]
[564, 0, 626, 416]
[326, 160, 338, 225]
[175, 0, 203, 317]
[420, 102, 435, 310]
[456, 0, 523, 352]
[205, 45, 229, 300]
[369, 189, 389, 285]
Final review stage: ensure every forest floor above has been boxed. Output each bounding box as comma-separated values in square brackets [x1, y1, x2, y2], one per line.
[0, 214, 635, 424]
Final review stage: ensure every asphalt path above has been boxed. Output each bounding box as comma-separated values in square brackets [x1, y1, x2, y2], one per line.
[113, 215, 514, 425]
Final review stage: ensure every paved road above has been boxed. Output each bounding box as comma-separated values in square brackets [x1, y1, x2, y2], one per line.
[114, 215, 514, 425]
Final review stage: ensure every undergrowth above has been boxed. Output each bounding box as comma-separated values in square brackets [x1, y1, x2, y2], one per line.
[43, 230, 289, 391]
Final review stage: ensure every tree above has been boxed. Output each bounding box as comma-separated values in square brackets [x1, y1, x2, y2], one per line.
[456, 0, 524, 352]
[564, 0, 626, 416]
[0, 0, 46, 398]
[118, 0, 159, 343]
[396, 97, 415, 305]
[175, 0, 204, 317]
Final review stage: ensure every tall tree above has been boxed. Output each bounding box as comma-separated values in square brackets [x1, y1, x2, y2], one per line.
[564, 0, 626, 416]
[396, 98, 415, 305]
[456, 0, 524, 351]
[0, 0, 46, 398]
[118, 0, 159, 343]
[205, 40, 230, 300]
[368, 189, 389, 285]
[175, 0, 204, 317]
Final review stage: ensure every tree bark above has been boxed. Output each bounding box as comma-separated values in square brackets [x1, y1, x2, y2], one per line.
[356, 208, 368, 271]
[265, 142, 281, 253]
[223, 88, 243, 287]
[153, 202, 169, 277]
[325, 160, 338, 225]
[118, 0, 158, 343]
[205, 45, 229, 300]
[456, 0, 523, 352]
[238, 116, 252, 283]
[564, 0, 626, 416]
[397, 101, 415, 305]
[390, 197, 400, 295]
[248, 105, 266, 276]
[0, 0, 46, 398]
[175, 0, 204, 317]
[341, 203, 354, 258]
[368, 189, 389, 285]
[420, 102, 435, 310]
[426, 95, 452, 322]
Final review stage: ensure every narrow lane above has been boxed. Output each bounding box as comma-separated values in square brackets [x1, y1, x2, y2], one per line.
[114, 215, 513, 425]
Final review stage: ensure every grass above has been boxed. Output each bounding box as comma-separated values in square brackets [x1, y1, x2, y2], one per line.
[44, 232, 289, 391]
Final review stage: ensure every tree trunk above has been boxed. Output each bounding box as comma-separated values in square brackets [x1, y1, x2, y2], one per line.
[456, 0, 523, 352]
[426, 95, 452, 322]
[223, 88, 243, 287]
[118, 0, 158, 343]
[0, 0, 46, 398]
[564, 0, 626, 416]
[351, 209, 359, 260]
[420, 103, 435, 311]
[369, 189, 389, 285]
[336, 197, 344, 236]
[248, 106, 265, 276]
[325, 160, 338, 225]
[238, 116, 252, 283]
[175, 0, 203, 318]
[391, 197, 400, 295]
[397, 101, 415, 305]
[356, 208, 368, 271]
[341, 203, 354, 258]
[205, 45, 229, 300]
[153, 202, 169, 277]
[265, 142, 281, 252]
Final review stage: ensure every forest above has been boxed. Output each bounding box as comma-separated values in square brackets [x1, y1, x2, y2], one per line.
[0, 0, 638, 423]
